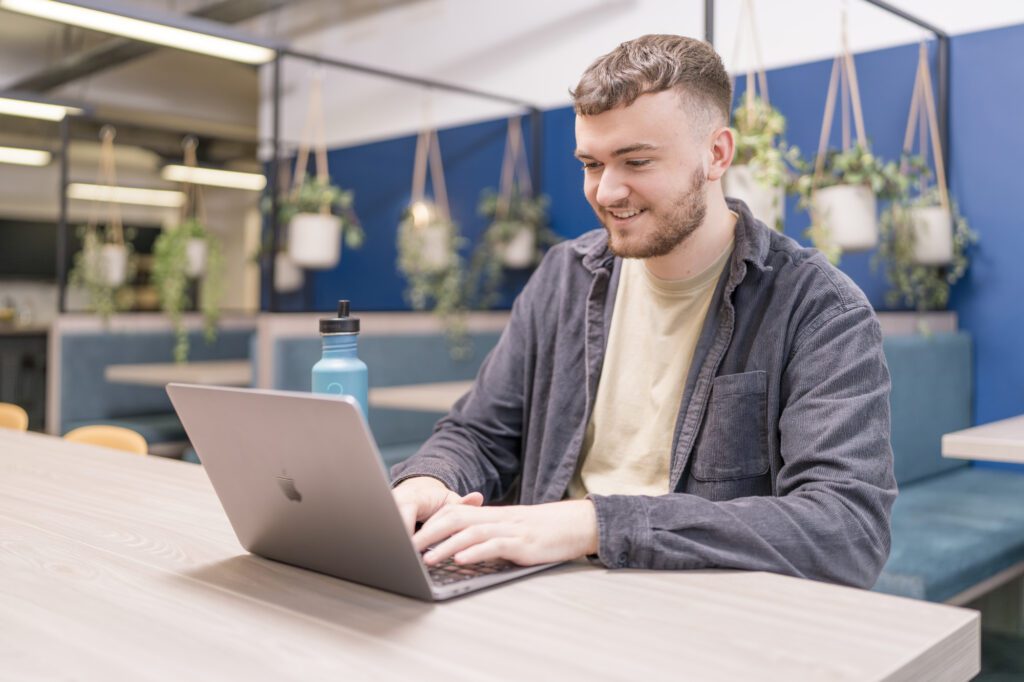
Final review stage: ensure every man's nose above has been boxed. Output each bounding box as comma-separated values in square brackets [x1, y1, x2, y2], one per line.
[595, 169, 629, 207]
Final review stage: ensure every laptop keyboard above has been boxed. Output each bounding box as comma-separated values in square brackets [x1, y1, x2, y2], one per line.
[426, 557, 518, 585]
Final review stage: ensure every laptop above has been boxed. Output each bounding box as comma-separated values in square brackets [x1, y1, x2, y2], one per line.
[166, 383, 558, 601]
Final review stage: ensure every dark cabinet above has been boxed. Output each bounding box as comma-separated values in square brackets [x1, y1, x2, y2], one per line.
[0, 331, 47, 431]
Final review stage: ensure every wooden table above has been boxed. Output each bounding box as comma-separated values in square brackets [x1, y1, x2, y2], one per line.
[105, 360, 252, 387]
[0, 430, 980, 681]
[943, 413, 1024, 464]
[369, 380, 473, 413]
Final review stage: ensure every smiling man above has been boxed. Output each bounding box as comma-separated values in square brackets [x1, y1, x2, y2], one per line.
[390, 34, 897, 588]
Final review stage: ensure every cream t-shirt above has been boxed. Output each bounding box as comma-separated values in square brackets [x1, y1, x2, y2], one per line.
[567, 236, 735, 499]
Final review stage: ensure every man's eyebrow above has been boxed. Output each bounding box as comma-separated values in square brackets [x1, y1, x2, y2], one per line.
[573, 143, 658, 160]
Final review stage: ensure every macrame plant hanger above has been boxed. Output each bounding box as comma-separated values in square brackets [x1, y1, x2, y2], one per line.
[813, 8, 868, 189]
[86, 125, 125, 252]
[895, 40, 955, 267]
[291, 68, 331, 214]
[729, 0, 770, 119]
[286, 68, 349, 271]
[806, 6, 876, 260]
[410, 91, 450, 225]
[494, 115, 532, 222]
[902, 42, 950, 214]
[83, 125, 128, 288]
[180, 136, 208, 230]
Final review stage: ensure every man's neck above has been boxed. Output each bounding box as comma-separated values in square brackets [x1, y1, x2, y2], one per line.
[643, 189, 736, 281]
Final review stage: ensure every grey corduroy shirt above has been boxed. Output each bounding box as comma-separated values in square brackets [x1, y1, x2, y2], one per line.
[392, 199, 897, 589]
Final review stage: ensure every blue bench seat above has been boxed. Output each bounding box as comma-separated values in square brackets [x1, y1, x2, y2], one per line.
[873, 331, 1024, 602]
[875, 467, 1024, 602]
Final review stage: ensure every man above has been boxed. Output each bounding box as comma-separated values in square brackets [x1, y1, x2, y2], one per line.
[391, 34, 896, 588]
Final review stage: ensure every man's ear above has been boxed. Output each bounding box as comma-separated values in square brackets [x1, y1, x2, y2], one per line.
[706, 126, 735, 182]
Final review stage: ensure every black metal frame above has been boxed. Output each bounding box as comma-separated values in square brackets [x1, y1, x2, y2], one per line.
[267, 48, 544, 312]
[704, 0, 950, 172]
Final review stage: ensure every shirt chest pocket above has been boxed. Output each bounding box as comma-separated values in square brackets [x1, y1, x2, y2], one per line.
[691, 370, 769, 481]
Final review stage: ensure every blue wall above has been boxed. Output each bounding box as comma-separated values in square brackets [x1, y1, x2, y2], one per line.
[275, 23, 1024, 439]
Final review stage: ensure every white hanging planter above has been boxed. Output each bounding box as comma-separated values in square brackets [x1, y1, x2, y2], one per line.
[500, 226, 536, 269]
[98, 243, 128, 287]
[724, 164, 785, 230]
[274, 252, 304, 293]
[185, 238, 208, 278]
[813, 184, 878, 251]
[288, 213, 341, 270]
[418, 222, 451, 272]
[907, 206, 954, 266]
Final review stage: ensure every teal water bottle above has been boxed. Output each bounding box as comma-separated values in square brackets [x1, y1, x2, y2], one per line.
[312, 300, 369, 419]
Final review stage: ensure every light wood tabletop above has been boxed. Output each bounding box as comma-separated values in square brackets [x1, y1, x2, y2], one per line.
[368, 380, 474, 413]
[0, 430, 980, 681]
[104, 360, 253, 387]
[942, 413, 1024, 464]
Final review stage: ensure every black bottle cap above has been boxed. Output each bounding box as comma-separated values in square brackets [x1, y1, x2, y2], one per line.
[320, 300, 360, 334]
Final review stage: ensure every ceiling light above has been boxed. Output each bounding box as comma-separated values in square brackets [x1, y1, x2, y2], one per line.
[161, 164, 266, 191]
[0, 145, 52, 166]
[0, 94, 82, 121]
[68, 182, 186, 207]
[0, 0, 277, 65]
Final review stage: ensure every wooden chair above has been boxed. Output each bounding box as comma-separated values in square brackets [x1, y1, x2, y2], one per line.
[64, 425, 148, 455]
[0, 402, 29, 431]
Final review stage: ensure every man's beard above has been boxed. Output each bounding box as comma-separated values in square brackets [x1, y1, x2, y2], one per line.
[602, 167, 708, 259]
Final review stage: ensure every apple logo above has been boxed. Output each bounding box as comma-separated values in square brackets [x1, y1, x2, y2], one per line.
[276, 475, 302, 502]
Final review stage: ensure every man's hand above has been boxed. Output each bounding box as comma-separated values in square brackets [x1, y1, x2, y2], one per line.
[392, 476, 484, 536]
[413, 500, 600, 567]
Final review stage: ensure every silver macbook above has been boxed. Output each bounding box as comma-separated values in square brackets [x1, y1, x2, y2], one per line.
[166, 383, 558, 600]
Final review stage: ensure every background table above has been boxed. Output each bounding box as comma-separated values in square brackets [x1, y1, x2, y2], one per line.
[0, 430, 980, 681]
[105, 359, 253, 387]
[943, 413, 1024, 464]
[368, 380, 473, 412]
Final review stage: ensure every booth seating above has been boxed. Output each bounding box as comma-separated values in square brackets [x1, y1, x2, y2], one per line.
[50, 318, 254, 451]
[271, 330, 502, 467]
[874, 332, 1024, 603]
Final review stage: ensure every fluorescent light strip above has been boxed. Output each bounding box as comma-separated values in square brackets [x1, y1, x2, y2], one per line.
[0, 146, 52, 166]
[161, 164, 266, 191]
[68, 182, 186, 207]
[0, 0, 276, 64]
[0, 95, 82, 121]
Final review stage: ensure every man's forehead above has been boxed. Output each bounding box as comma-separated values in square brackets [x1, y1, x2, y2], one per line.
[574, 142, 659, 159]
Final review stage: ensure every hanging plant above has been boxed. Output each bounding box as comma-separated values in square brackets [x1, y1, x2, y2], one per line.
[263, 73, 363, 271]
[153, 218, 224, 363]
[67, 126, 136, 320]
[273, 177, 364, 270]
[252, 227, 306, 294]
[68, 225, 136, 320]
[796, 14, 910, 264]
[873, 43, 977, 316]
[728, 97, 803, 231]
[466, 116, 559, 309]
[723, 3, 801, 230]
[397, 125, 468, 359]
[153, 138, 225, 363]
[468, 190, 557, 309]
[875, 188, 977, 312]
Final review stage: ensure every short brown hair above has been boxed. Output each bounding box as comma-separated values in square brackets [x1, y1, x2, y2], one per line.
[571, 34, 732, 132]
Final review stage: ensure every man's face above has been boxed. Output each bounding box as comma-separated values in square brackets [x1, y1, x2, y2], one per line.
[574, 90, 710, 259]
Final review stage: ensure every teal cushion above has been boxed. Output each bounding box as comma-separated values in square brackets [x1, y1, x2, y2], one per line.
[883, 332, 972, 486]
[63, 413, 186, 445]
[873, 467, 1024, 602]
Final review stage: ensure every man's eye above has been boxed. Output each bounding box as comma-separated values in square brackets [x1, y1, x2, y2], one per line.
[581, 162, 601, 172]
[626, 159, 651, 167]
